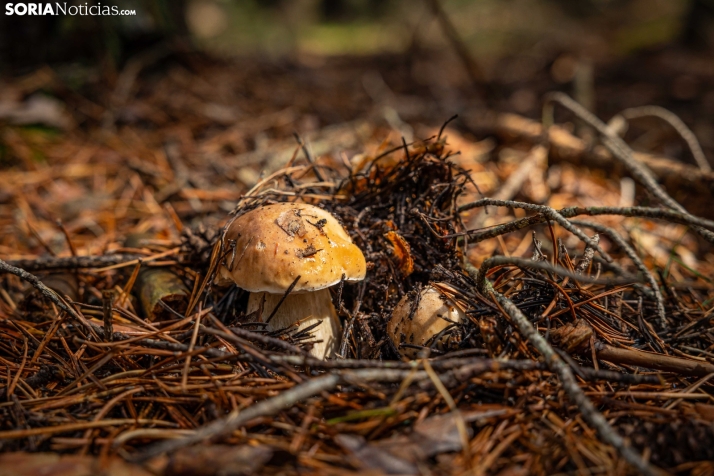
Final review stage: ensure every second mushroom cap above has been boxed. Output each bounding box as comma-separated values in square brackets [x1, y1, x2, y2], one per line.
[388, 284, 465, 359]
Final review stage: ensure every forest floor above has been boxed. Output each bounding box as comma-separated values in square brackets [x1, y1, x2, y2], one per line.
[1, 43, 714, 475]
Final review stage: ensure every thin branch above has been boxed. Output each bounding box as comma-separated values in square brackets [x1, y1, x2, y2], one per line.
[458, 201, 714, 233]
[458, 199, 612, 263]
[467, 145, 547, 229]
[543, 92, 714, 245]
[131, 370, 398, 462]
[456, 202, 714, 243]
[560, 205, 714, 230]
[574, 234, 598, 274]
[4, 254, 145, 272]
[0, 258, 98, 339]
[470, 265, 657, 476]
[571, 220, 666, 327]
[596, 342, 714, 377]
[616, 105, 710, 172]
[474, 256, 641, 292]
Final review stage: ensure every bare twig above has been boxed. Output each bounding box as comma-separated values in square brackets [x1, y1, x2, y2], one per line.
[468, 145, 547, 229]
[475, 256, 640, 292]
[571, 220, 666, 327]
[614, 105, 710, 172]
[4, 254, 144, 272]
[574, 234, 598, 274]
[543, 92, 714, 245]
[0, 258, 98, 339]
[459, 201, 714, 235]
[132, 370, 396, 462]
[596, 342, 714, 377]
[460, 199, 606, 255]
[470, 266, 658, 476]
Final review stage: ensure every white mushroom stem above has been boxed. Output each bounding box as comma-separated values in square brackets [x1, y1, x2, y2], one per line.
[247, 289, 341, 360]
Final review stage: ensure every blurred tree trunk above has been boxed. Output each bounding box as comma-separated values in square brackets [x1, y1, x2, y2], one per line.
[681, 0, 714, 50]
[0, 1, 59, 72]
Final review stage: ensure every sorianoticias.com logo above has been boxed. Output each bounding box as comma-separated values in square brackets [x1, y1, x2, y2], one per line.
[4, 3, 136, 16]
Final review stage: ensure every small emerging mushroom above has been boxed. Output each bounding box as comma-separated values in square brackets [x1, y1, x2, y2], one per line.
[388, 284, 465, 359]
[217, 202, 366, 359]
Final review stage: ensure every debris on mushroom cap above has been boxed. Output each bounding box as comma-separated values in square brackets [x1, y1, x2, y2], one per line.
[216, 202, 366, 293]
[388, 284, 465, 359]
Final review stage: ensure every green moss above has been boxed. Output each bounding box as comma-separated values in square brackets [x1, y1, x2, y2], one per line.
[614, 17, 681, 55]
[299, 22, 408, 56]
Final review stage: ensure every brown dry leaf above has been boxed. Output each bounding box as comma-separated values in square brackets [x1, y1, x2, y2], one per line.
[165, 444, 273, 476]
[494, 465, 530, 476]
[0, 452, 152, 476]
[550, 319, 594, 353]
[0, 95, 73, 129]
[335, 434, 418, 475]
[336, 410, 508, 475]
[384, 230, 413, 277]
[691, 403, 714, 422]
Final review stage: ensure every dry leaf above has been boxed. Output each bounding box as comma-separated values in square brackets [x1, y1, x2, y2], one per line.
[385, 231, 413, 277]
[165, 444, 273, 476]
[336, 410, 507, 474]
[0, 452, 152, 476]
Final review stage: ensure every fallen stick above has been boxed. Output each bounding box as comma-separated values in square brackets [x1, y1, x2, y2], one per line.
[614, 105, 710, 172]
[545, 93, 714, 246]
[596, 342, 714, 377]
[458, 202, 714, 241]
[463, 110, 714, 209]
[468, 144, 546, 229]
[4, 254, 144, 272]
[125, 235, 188, 321]
[0, 258, 99, 340]
[468, 261, 659, 476]
[130, 369, 419, 462]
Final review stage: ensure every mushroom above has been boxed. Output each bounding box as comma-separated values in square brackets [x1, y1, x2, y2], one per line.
[388, 284, 465, 359]
[217, 202, 366, 359]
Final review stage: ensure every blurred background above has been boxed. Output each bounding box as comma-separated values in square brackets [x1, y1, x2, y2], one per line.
[1, 0, 714, 221]
[2, 0, 711, 66]
[2, 0, 713, 118]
